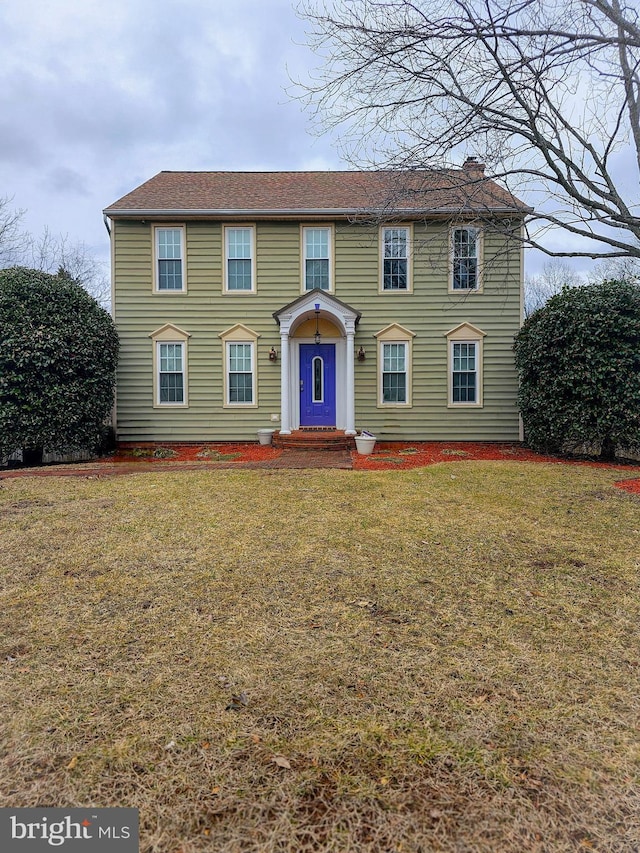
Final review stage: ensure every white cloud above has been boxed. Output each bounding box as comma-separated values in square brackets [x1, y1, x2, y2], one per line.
[0, 0, 343, 264]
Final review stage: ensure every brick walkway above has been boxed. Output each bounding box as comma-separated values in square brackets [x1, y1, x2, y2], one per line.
[265, 449, 352, 469]
[0, 449, 353, 479]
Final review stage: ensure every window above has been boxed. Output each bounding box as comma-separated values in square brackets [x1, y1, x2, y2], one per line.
[445, 323, 485, 407]
[227, 342, 254, 403]
[219, 324, 260, 408]
[374, 323, 415, 407]
[452, 342, 477, 403]
[381, 226, 411, 291]
[451, 227, 481, 291]
[150, 324, 190, 408]
[158, 343, 185, 403]
[154, 227, 184, 292]
[382, 343, 407, 403]
[224, 226, 255, 292]
[312, 356, 324, 402]
[303, 227, 332, 291]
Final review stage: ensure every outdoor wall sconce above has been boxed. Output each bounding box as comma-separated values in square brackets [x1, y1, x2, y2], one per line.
[314, 303, 321, 345]
[269, 347, 278, 362]
[357, 346, 366, 361]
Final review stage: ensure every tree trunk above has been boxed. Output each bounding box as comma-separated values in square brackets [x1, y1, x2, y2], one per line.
[600, 436, 616, 461]
[22, 447, 44, 467]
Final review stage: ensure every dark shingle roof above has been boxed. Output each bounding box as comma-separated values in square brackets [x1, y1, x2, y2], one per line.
[104, 168, 530, 217]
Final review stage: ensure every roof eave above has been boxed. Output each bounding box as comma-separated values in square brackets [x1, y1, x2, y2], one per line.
[103, 206, 532, 218]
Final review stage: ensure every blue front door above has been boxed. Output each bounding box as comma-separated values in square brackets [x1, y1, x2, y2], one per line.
[300, 343, 336, 427]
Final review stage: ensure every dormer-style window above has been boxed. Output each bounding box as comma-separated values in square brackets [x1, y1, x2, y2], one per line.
[149, 324, 191, 407]
[374, 323, 416, 407]
[219, 324, 260, 407]
[445, 322, 486, 407]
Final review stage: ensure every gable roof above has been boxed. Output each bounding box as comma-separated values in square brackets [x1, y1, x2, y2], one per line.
[104, 168, 530, 219]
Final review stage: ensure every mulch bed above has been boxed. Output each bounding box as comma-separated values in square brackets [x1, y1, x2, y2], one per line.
[615, 476, 640, 494]
[2, 441, 639, 492]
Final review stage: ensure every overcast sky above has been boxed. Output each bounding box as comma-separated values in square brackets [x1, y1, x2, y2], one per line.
[0, 0, 344, 269]
[0, 0, 624, 281]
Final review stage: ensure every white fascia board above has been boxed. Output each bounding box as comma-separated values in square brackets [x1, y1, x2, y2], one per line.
[103, 206, 529, 218]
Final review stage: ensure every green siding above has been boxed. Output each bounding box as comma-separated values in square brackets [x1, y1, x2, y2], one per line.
[113, 218, 523, 442]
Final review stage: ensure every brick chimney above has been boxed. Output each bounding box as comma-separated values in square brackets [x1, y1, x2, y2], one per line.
[462, 156, 485, 175]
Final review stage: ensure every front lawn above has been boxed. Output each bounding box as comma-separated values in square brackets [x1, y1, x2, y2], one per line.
[0, 463, 638, 851]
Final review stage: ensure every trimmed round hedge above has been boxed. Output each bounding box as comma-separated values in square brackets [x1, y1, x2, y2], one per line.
[513, 280, 640, 459]
[0, 266, 119, 461]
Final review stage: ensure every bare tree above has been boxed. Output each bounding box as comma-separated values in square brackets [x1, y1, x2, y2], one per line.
[524, 260, 583, 316]
[1, 198, 110, 309]
[298, 0, 640, 260]
[0, 196, 29, 267]
[25, 228, 110, 309]
[587, 254, 640, 282]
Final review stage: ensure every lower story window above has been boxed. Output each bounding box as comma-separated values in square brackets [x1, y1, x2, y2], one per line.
[158, 342, 184, 404]
[382, 342, 407, 403]
[452, 342, 477, 403]
[227, 342, 254, 404]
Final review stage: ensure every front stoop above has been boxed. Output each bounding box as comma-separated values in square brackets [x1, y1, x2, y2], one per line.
[273, 429, 355, 451]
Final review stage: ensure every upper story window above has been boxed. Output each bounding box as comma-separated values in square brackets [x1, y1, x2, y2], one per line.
[451, 226, 481, 291]
[154, 226, 185, 292]
[381, 226, 412, 292]
[224, 226, 255, 292]
[302, 226, 332, 291]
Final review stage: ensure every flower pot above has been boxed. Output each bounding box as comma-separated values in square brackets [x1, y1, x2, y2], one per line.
[354, 434, 376, 455]
[257, 429, 275, 446]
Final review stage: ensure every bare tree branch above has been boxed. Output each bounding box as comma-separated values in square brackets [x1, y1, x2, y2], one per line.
[524, 259, 583, 316]
[297, 0, 640, 259]
[0, 206, 110, 310]
[0, 197, 29, 267]
[25, 229, 111, 309]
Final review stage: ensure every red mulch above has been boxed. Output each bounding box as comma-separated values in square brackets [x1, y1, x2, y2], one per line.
[105, 443, 280, 464]
[351, 441, 554, 471]
[614, 477, 640, 495]
[351, 441, 640, 474]
[2, 443, 639, 493]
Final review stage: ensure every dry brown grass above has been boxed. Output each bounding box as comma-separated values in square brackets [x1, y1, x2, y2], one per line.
[0, 462, 639, 852]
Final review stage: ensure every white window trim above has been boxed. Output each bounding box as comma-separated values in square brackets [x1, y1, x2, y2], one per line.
[153, 225, 186, 294]
[219, 324, 260, 408]
[445, 322, 486, 408]
[223, 224, 256, 294]
[149, 323, 191, 408]
[379, 224, 413, 294]
[301, 224, 335, 293]
[449, 225, 483, 293]
[374, 323, 416, 408]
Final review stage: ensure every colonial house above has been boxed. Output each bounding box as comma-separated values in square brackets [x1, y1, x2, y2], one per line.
[103, 163, 529, 443]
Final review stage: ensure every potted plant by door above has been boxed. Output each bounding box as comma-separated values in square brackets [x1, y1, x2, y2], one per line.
[354, 431, 376, 455]
[257, 429, 276, 446]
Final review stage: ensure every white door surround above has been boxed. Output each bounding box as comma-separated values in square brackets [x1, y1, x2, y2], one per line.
[273, 290, 361, 435]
